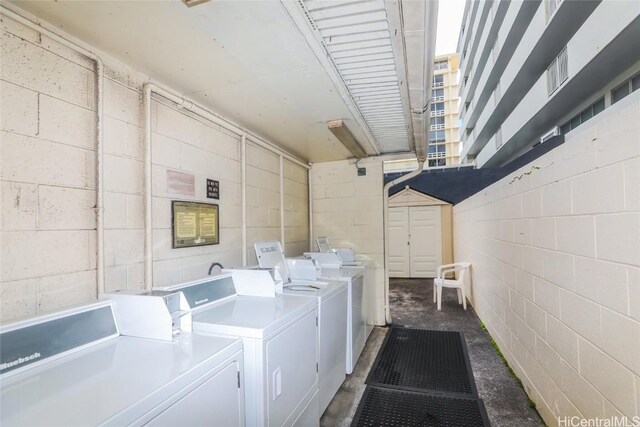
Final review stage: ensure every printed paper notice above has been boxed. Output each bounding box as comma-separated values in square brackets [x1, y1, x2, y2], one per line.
[172, 201, 219, 248]
[176, 211, 197, 239]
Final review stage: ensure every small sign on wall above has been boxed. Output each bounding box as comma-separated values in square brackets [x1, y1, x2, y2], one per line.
[206, 179, 220, 199]
[167, 170, 195, 197]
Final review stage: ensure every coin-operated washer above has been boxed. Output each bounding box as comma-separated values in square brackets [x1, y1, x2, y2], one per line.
[313, 265, 367, 375]
[303, 238, 371, 375]
[314, 236, 365, 267]
[253, 241, 348, 415]
[0, 295, 245, 427]
[155, 272, 319, 427]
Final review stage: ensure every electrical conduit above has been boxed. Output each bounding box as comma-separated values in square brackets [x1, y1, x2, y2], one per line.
[382, 159, 425, 324]
[1, 6, 106, 295]
[141, 83, 310, 288]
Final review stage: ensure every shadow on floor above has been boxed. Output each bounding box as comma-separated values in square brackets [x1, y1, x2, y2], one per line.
[321, 278, 545, 427]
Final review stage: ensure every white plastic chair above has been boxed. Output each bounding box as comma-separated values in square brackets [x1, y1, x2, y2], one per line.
[433, 262, 471, 311]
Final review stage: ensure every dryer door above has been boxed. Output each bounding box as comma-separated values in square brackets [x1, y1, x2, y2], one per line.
[145, 361, 243, 426]
[266, 309, 318, 426]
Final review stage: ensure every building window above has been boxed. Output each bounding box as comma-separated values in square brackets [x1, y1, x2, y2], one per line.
[429, 117, 445, 130]
[427, 144, 447, 160]
[434, 60, 448, 71]
[433, 75, 444, 87]
[429, 130, 446, 143]
[547, 47, 568, 95]
[428, 158, 446, 167]
[432, 88, 444, 101]
[430, 102, 445, 117]
[560, 97, 605, 134]
[428, 144, 446, 154]
[612, 72, 640, 104]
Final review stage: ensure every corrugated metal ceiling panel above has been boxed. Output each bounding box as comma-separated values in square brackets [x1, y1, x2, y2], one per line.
[301, 0, 411, 153]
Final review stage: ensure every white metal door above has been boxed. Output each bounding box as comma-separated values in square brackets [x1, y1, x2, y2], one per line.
[409, 206, 442, 277]
[266, 309, 317, 427]
[145, 361, 243, 426]
[388, 207, 410, 277]
[318, 288, 348, 414]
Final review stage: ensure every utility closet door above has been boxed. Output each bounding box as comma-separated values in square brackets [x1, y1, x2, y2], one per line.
[388, 206, 442, 278]
[388, 207, 410, 277]
[409, 206, 442, 278]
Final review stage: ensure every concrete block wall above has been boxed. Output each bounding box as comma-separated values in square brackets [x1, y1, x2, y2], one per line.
[0, 13, 310, 320]
[283, 158, 309, 258]
[245, 141, 282, 266]
[311, 158, 385, 326]
[1, 17, 98, 320]
[453, 94, 640, 425]
[149, 100, 243, 287]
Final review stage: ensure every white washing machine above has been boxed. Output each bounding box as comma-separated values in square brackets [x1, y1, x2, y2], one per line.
[316, 266, 366, 374]
[0, 301, 245, 427]
[156, 274, 319, 427]
[283, 281, 347, 415]
[252, 241, 349, 415]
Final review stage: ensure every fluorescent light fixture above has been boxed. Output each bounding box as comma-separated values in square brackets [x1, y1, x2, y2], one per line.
[327, 120, 367, 159]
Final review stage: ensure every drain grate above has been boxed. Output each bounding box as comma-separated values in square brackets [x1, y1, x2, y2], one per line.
[366, 327, 477, 396]
[352, 386, 490, 427]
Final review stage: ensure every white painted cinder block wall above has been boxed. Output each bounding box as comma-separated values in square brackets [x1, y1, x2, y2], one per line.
[0, 13, 309, 321]
[311, 158, 385, 326]
[453, 94, 640, 425]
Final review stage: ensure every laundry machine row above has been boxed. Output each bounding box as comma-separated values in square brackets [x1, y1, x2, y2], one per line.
[0, 299, 245, 426]
[156, 272, 326, 426]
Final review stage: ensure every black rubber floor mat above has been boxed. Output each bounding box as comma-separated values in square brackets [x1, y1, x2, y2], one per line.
[352, 386, 490, 427]
[366, 327, 477, 396]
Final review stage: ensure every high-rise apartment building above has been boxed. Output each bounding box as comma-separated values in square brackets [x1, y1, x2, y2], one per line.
[429, 53, 460, 167]
[457, 0, 640, 167]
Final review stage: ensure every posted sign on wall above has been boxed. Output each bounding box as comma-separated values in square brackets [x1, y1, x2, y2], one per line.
[172, 201, 219, 248]
[206, 179, 219, 199]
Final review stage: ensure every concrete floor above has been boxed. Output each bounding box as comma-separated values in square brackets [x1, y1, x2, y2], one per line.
[320, 278, 545, 427]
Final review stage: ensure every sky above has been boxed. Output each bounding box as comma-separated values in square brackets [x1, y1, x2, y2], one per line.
[435, 0, 466, 56]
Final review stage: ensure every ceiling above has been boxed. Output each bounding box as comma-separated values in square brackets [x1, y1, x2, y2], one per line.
[8, 0, 437, 163]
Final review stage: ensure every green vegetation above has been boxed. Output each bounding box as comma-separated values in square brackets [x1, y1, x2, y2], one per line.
[479, 321, 540, 414]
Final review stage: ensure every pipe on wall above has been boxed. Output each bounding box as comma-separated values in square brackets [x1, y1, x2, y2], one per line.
[382, 159, 425, 324]
[143, 83, 153, 289]
[280, 155, 286, 253]
[141, 83, 310, 288]
[308, 166, 313, 251]
[0, 6, 107, 296]
[241, 134, 247, 266]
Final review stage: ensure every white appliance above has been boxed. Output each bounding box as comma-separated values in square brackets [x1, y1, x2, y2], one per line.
[253, 242, 349, 414]
[316, 266, 367, 374]
[156, 274, 319, 427]
[313, 236, 360, 267]
[99, 289, 192, 341]
[0, 301, 245, 427]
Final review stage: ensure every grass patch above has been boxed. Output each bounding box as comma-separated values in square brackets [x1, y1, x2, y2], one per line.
[479, 321, 539, 413]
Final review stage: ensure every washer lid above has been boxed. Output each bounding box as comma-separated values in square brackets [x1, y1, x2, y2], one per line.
[192, 294, 317, 339]
[318, 267, 364, 281]
[0, 333, 242, 427]
[254, 240, 291, 283]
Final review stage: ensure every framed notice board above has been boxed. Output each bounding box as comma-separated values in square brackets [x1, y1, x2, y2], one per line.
[172, 201, 219, 248]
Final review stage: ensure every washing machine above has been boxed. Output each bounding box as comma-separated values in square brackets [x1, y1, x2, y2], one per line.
[253, 241, 349, 414]
[156, 273, 319, 427]
[0, 300, 245, 426]
[315, 266, 367, 374]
